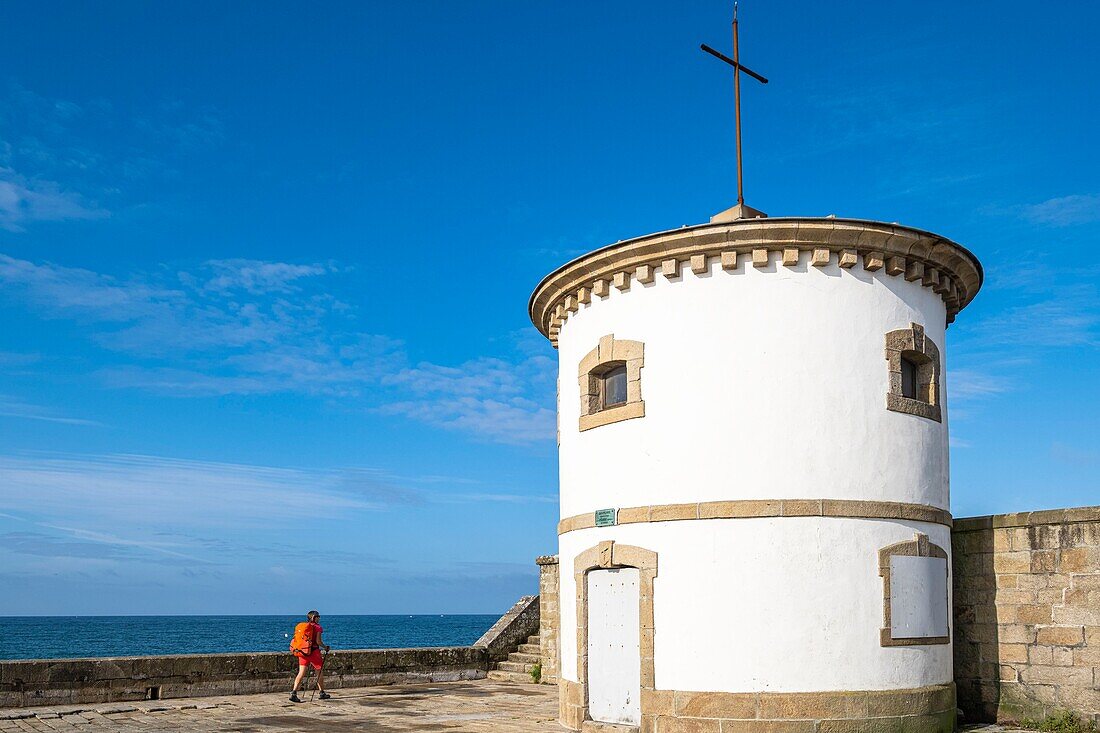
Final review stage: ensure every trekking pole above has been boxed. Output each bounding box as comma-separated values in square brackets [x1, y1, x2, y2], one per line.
[309, 648, 329, 702]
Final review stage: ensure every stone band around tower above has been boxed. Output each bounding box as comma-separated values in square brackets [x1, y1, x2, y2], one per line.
[529, 217, 983, 346]
[558, 498, 952, 535]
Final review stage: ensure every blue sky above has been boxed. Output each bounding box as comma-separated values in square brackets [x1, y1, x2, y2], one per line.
[0, 1, 1096, 615]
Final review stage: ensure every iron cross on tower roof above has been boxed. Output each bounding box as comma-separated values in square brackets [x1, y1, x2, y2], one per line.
[701, 3, 769, 220]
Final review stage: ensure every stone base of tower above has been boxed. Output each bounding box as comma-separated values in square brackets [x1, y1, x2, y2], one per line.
[559, 678, 956, 732]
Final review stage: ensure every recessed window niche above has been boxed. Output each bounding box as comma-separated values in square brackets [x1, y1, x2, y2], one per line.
[885, 323, 942, 422]
[879, 533, 950, 646]
[578, 335, 644, 432]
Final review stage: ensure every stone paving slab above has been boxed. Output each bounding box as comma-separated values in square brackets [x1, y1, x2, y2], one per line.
[0, 679, 559, 732]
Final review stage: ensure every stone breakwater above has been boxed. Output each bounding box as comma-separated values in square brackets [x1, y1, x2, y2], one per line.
[3, 596, 540, 709]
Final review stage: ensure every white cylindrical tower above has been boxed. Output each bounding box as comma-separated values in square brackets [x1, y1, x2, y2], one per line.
[530, 217, 982, 732]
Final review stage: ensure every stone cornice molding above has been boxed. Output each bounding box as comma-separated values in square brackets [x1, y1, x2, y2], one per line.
[529, 218, 983, 346]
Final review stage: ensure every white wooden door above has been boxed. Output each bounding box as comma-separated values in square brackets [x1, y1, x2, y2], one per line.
[587, 567, 641, 726]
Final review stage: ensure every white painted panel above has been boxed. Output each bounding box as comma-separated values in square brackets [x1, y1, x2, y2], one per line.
[890, 555, 949, 638]
[587, 568, 640, 725]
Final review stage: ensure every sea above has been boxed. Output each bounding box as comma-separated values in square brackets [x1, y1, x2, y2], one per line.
[2, 615, 500, 661]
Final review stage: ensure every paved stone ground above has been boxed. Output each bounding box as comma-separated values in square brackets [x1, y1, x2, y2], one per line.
[0, 679, 559, 732]
[0, 683, 1040, 733]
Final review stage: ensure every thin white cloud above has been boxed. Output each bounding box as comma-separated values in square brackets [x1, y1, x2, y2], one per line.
[0, 252, 556, 445]
[0, 453, 386, 531]
[0, 452, 549, 531]
[380, 396, 555, 445]
[947, 370, 1012, 402]
[967, 287, 1100, 348]
[1020, 194, 1100, 226]
[200, 259, 331, 295]
[0, 395, 103, 426]
[0, 169, 107, 231]
[0, 83, 226, 232]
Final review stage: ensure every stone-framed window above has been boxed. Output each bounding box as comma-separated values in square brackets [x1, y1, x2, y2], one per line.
[879, 532, 950, 647]
[885, 323, 941, 422]
[578, 334, 644, 432]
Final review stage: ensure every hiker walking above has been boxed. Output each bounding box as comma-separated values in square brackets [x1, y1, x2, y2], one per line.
[289, 610, 331, 703]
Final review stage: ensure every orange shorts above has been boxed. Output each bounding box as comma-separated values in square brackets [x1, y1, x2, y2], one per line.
[297, 650, 324, 669]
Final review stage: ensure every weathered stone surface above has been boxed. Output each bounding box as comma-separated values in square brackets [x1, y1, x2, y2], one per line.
[0, 679, 560, 731]
[953, 505, 1100, 726]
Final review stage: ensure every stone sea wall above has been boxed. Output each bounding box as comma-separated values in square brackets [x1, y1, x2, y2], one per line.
[953, 506, 1100, 725]
[2, 595, 541, 709]
[1, 646, 485, 708]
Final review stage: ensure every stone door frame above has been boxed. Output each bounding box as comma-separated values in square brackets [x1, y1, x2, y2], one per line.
[572, 540, 658, 726]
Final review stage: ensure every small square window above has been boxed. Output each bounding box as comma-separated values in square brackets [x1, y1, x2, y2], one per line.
[601, 365, 627, 409]
[578, 335, 645, 431]
[900, 356, 918, 400]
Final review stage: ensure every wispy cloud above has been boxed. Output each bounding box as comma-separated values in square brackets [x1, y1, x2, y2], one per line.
[381, 354, 556, 444]
[947, 370, 1012, 401]
[0, 168, 107, 231]
[0, 453, 381, 530]
[965, 285, 1100, 349]
[1020, 193, 1100, 226]
[0, 83, 226, 232]
[198, 259, 332, 295]
[0, 451, 549, 532]
[0, 252, 555, 444]
[0, 395, 102, 426]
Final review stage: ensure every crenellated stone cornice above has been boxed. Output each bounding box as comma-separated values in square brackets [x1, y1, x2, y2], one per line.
[529, 217, 983, 347]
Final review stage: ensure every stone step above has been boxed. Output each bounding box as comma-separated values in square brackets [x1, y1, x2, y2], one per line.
[507, 652, 541, 664]
[487, 670, 537, 684]
[517, 643, 541, 654]
[496, 660, 537, 673]
[527, 635, 540, 644]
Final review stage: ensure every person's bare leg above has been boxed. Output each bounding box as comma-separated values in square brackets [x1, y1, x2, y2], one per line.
[315, 668, 325, 692]
[292, 665, 307, 692]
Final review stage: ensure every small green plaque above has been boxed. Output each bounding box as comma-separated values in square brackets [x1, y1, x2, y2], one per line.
[594, 508, 617, 527]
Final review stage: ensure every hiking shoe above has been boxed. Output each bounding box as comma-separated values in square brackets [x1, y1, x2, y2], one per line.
[318, 691, 331, 700]
[289, 692, 302, 703]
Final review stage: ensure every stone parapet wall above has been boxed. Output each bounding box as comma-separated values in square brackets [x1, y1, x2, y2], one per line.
[953, 506, 1100, 725]
[472, 594, 540, 663]
[536, 555, 560, 683]
[1, 646, 486, 709]
[3, 594, 542, 709]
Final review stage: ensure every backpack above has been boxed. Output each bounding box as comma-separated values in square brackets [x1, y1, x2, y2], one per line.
[290, 622, 316, 657]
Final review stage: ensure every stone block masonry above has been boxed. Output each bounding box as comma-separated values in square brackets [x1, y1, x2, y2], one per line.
[472, 595, 540, 663]
[953, 506, 1100, 726]
[536, 555, 560, 684]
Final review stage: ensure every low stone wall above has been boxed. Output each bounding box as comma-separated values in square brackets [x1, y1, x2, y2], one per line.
[1, 646, 486, 708]
[953, 506, 1100, 725]
[2, 595, 541, 709]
